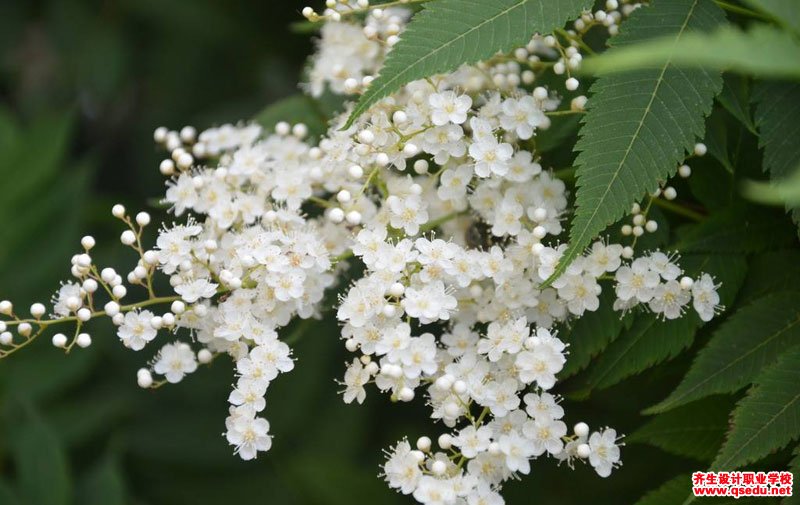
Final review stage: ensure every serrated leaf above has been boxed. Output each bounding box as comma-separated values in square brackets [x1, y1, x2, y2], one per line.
[753, 81, 800, 237]
[344, 0, 592, 128]
[712, 346, 800, 470]
[559, 289, 630, 378]
[744, 0, 800, 36]
[546, 0, 724, 285]
[582, 24, 800, 79]
[738, 250, 800, 303]
[628, 396, 734, 461]
[254, 93, 338, 140]
[582, 253, 746, 391]
[635, 475, 691, 505]
[717, 74, 757, 134]
[704, 106, 734, 174]
[646, 292, 800, 414]
[785, 445, 800, 504]
[676, 205, 797, 253]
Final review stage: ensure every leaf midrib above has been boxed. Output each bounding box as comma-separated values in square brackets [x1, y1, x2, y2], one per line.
[357, 0, 528, 113]
[652, 313, 800, 412]
[563, 0, 702, 277]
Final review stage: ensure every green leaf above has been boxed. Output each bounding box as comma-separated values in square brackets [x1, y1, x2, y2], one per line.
[752, 81, 800, 236]
[344, 0, 592, 128]
[77, 456, 126, 505]
[546, 0, 724, 285]
[743, 163, 800, 206]
[628, 396, 734, 461]
[704, 106, 734, 174]
[10, 405, 72, 505]
[717, 74, 757, 135]
[712, 346, 800, 470]
[738, 250, 800, 303]
[559, 289, 630, 378]
[0, 481, 20, 505]
[646, 292, 800, 414]
[675, 205, 797, 253]
[254, 93, 337, 140]
[786, 445, 800, 504]
[582, 24, 800, 79]
[744, 0, 800, 36]
[634, 475, 691, 505]
[582, 253, 746, 391]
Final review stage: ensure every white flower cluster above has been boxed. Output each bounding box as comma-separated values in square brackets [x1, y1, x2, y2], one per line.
[0, 2, 720, 503]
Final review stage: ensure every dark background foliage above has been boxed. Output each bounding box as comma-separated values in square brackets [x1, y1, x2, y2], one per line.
[0, 1, 793, 504]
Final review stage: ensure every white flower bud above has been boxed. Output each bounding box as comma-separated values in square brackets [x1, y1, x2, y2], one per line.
[389, 282, 405, 297]
[398, 387, 414, 402]
[645, 220, 658, 232]
[678, 164, 692, 178]
[431, 460, 447, 475]
[452, 380, 467, 395]
[77, 308, 92, 322]
[348, 164, 364, 179]
[171, 300, 186, 314]
[694, 142, 707, 156]
[416, 436, 432, 452]
[112, 285, 127, 299]
[76, 333, 92, 348]
[345, 338, 358, 352]
[52, 333, 68, 348]
[574, 422, 590, 437]
[346, 210, 362, 225]
[328, 207, 345, 223]
[153, 126, 168, 143]
[565, 77, 579, 91]
[0, 332, 12, 345]
[112, 204, 126, 219]
[197, 348, 213, 364]
[112, 313, 124, 326]
[0, 301, 12, 315]
[120, 230, 137, 246]
[30, 303, 46, 318]
[275, 121, 291, 136]
[18, 323, 32, 337]
[81, 235, 96, 250]
[159, 159, 175, 175]
[438, 434, 453, 450]
[680, 276, 694, 290]
[137, 368, 153, 388]
[136, 212, 151, 226]
[663, 186, 677, 200]
[577, 443, 591, 459]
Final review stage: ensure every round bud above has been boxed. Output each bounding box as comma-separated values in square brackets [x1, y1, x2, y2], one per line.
[150, 316, 163, 330]
[413, 159, 429, 174]
[76, 333, 92, 348]
[136, 212, 151, 226]
[389, 282, 405, 297]
[645, 220, 658, 233]
[358, 129, 375, 144]
[392, 110, 408, 125]
[112, 204, 126, 219]
[18, 323, 32, 337]
[632, 214, 645, 226]
[452, 380, 467, 395]
[345, 338, 358, 352]
[81, 235, 96, 250]
[302, 6, 314, 18]
[435, 374, 454, 391]
[348, 164, 364, 179]
[0, 331, 12, 345]
[382, 304, 397, 317]
[574, 422, 590, 438]
[621, 224, 632, 236]
[632, 225, 644, 237]
[346, 210, 362, 225]
[678, 164, 692, 178]
[104, 301, 120, 317]
[112, 313, 125, 326]
[170, 301, 186, 315]
[162, 313, 175, 327]
[0, 300, 12, 315]
[365, 362, 379, 375]
[51, 333, 68, 348]
[177, 152, 193, 169]
[398, 387, 414, 402]
[416, 436, 432, 452]
[622, 246, 634, 259]
[153, 126, 168, 143]
[179, 126, 196, 143]
[375, 152, 390, 166]
[275, 121, 291, 136]
[533, 226, 547, 239]
[137, 368, 153, 388]
[65, 296, 81, 312]
[328, 207, 345, 223]
[77, 308, 91, 322]
[336, 190, 351, 203]
[100, 268, 116, 283]
[680, 276, 694, 290]
[120, 230, 137, 246]
[431, 460, 447, 476]
[694, 142, 707, 156]
[112, 285, 127, 299]
[531, 207, 548, 222]
[82, 279, 98, 293]
[577, 443, 591, 459]
[410, 450, 425, 463]
[343, 78, 360, 94]
[30, 303, 46, 318]
[403, 143, 419, 156]
[533, 87, 548, 101]
[663, 186, 677, 200]
[438, 434, 453, 450]
[198, 348, 213, 364]
[565, 77, 580, 91]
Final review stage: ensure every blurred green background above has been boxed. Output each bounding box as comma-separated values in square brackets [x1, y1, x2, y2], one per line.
[0, 1, 748, 504]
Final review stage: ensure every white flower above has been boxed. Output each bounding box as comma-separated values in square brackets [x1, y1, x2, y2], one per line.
[437, 164, 474, 202]
[588, 429, 621, 477]
[399, 333, 438, 378]
[498, 431, 535, 474]
[648, 280, 690, 320]
[402, 281, 457, 323]
[413, 475, 457, 505]
[175, 278, 218, 303]
[388, 195, 429, 236]
[523, 392, 564, 421]
[523, 416, 566, 456]
[469, 136, 514, 178]
[117, 310, 158, 351]
[648, 251, 682, 281]
[584, 242, 623, 277]
[515, 329, 566, 389]
[615, 258, 660, 303]
[429, 91, 473, 126]
[52, 282, 82, 317]
[228, 378, 267, 414]
[153, 342, 198, 383]
[452, 425, 493, 458]
[500, 96, 547, 139]
[225, 414, 272, 460]
[692, 273, 722, 322]
[383, 440, 422, 494]
[343, 358, 370, 404]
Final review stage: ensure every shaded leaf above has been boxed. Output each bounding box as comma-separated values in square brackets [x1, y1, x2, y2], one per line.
[646, 292, 800, 414]
[744, 0, 800, 36]
[717, 74, 757, 134]
[713, 346, 800, 469]
[634, 475, 691, 505]
[547, 0, 724, 284]
[345, 0, 592, 127]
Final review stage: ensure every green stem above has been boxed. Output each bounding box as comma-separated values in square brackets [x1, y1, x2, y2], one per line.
[650, 197, 705, 222]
